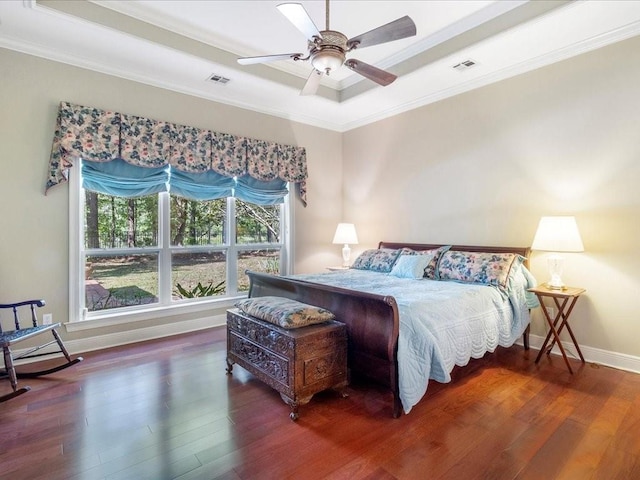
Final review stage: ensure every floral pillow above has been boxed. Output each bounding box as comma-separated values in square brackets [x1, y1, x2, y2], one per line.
[437, 251, 523, 291]
[235, 296, 335, 329]
[351, 248, 402, 273]
[401, 246, 451, 279]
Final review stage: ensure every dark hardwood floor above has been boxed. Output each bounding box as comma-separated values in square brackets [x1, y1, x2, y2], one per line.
[1, 326, 640, 480]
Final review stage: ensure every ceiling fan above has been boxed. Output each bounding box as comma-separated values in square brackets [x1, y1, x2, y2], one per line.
[237, 1, 417, 96]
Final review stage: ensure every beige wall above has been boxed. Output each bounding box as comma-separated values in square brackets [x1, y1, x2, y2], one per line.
[343, 35, 640, 361]
[0, 48, 342, 347]
[3, 33, 640, 366]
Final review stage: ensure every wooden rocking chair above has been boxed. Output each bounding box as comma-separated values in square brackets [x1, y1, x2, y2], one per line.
[0, 299, 83, 402]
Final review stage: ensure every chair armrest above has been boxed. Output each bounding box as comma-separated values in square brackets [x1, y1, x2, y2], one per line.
[0, 300, 46, 309]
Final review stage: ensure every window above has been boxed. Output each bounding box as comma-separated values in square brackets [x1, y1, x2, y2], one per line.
[70, 164, 291, 323]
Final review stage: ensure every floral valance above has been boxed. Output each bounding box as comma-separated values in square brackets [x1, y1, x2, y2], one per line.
[46, 102, 308, 205]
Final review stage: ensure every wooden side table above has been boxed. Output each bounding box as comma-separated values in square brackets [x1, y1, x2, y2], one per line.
[528, 285, 586, 374]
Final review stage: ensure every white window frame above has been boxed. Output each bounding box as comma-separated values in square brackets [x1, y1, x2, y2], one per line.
[68, 163, 293, 329]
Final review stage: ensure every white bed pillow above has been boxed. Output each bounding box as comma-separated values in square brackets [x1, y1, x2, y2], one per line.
[389, 253, 434, 279]
[401, 246, 451, 279]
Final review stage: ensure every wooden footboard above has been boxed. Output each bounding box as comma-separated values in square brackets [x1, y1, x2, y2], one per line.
[247, 270, 403, 417]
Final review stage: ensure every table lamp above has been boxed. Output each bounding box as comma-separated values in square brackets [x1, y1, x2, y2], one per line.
[332, 223, 358, 267]
[531, 216, 584, 290]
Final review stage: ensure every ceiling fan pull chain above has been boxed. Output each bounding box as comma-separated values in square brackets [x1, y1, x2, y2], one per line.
[326, 0, 330, 30]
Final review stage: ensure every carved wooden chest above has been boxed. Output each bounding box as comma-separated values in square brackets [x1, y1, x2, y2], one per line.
[226, 308, 348, 420]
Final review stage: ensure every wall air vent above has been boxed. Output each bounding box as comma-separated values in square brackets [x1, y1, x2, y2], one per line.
[452, 59, 477, 71]
[207, 74, 230, 85]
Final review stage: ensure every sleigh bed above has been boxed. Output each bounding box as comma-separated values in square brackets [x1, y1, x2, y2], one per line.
[246, 242, 537, 417]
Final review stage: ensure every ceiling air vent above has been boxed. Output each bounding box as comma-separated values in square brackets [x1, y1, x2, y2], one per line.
[452, 59, 477, 71]
[207, 74, 230, 85]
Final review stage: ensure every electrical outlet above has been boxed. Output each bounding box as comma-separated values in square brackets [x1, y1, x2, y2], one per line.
[42, 313, 53, 325]
[548, 307, 556, 319]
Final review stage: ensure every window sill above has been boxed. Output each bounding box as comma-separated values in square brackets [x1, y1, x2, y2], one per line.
[64, 296, 243, 332]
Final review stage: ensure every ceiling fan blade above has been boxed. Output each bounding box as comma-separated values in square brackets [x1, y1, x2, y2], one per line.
[345, 59, 397, 86]
[237, 53, 304, 65]
[300, 69, 323, 96]
[347, 16, 416, 50]
[277, 3, 322, 41]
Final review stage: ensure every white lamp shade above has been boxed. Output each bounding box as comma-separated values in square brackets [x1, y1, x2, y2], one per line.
[531, 216, 584, 252]
[332, 223, 359, 245]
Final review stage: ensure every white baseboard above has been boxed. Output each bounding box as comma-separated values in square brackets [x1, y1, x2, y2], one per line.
[67, 313, 227, 355]
[14, 319, 640, 376]
[519, 333, 640, 374]
[12, 314, 226, 364]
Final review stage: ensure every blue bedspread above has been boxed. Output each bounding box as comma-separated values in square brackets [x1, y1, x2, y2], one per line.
[289, 268, 537, 413]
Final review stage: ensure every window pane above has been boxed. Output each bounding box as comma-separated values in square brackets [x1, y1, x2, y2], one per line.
[237, 249, 280, 292]
[170, 196, 226, 246]
[235, 200, 280, 244]
[172, 251, 226, 299]
[84, 192, 158, 249]
[85, 254, 158, 311]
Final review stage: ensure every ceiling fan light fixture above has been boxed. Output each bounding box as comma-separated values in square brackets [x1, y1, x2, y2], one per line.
[311, 48, 345, 75]
[237, 1, 417, 95]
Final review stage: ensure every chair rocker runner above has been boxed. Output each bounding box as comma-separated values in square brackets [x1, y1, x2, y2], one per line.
[0, 299, 82, 403]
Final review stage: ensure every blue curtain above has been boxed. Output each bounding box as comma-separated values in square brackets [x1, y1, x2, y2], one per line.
[82, 158, 169, 198]
[82, 160, 288, 205]
[170, 169, 235, 201]
[234, 175, 288, 205]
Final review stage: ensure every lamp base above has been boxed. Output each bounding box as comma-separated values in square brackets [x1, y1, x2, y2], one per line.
[342, 244, 351, 268]
[545, 277, 565, 290]
[546, 254, 565, 290]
